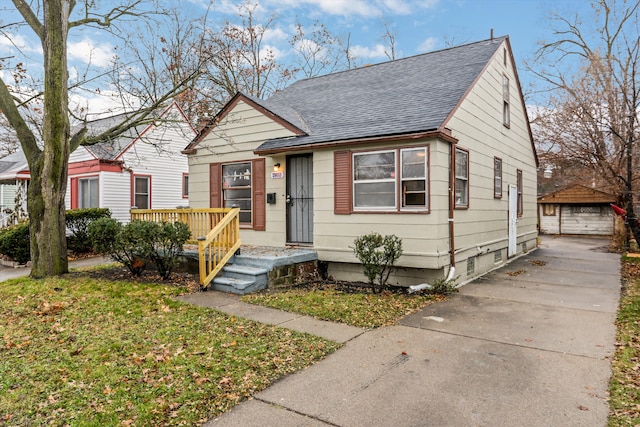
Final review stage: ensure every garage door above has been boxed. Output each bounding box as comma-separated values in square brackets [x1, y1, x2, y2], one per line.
[560, 205, 614, 235]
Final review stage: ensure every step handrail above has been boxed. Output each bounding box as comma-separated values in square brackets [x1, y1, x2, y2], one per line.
[198, 208, 241, 288]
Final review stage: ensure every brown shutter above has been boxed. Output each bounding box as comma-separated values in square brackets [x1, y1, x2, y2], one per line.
[252, 158, 266, 231]
[70, 177, 78, 209]
[334, 150, 352, 214]
[209, 163, 221, 208]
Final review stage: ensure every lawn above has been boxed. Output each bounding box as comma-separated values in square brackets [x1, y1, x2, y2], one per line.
[609, 255, 640, 426]
[241, 282, 445, 328]
[0, 272, 340, 426]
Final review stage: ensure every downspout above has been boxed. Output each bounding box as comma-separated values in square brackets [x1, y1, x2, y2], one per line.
[408, 140, 456, 293]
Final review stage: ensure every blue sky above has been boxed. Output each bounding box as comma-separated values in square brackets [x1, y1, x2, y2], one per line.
[0, 0, 596, 113]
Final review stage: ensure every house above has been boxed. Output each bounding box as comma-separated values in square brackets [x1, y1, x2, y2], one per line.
[183, 36, 538, 285]
[0, 103, 195, 226]
[538, 184, 616, 235]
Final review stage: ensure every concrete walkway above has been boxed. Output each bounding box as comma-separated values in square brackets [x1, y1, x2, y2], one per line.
[0, 255, 112, 282]
[200, 236, 620, 426]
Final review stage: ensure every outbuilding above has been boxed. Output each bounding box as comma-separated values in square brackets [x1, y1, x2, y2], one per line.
[538, 184, 616, 235]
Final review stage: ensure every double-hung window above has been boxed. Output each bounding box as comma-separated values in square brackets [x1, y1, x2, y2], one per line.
[222, 162, 252, 224]
[78, 177, 99, 208]
[494, 157, 502, 198]
[352, 147, 428, 211]
[134, 176, 150, 209]
[455, 147, 469, 208]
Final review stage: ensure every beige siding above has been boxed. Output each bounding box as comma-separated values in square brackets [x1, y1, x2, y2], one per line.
[445, 40, 538, 280]
[187, 100, 296, 246]
[313, 140, 452, 270]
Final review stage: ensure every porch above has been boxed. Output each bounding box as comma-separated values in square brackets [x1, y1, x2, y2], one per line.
[131, 208, 318, 294]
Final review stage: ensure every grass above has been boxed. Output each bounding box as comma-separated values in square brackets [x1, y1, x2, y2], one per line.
[0, 273, 340, 426]
[241, 283, 445, 329]
[609, 255, 640, 426]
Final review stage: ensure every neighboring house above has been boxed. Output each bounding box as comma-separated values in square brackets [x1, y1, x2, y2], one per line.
[0, 103, 195, 225]
[538, 184, 616, 236]
[184, 36, 538, 285]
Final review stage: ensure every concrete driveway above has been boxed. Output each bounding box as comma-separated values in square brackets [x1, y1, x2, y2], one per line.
[210, 236, 620, 426]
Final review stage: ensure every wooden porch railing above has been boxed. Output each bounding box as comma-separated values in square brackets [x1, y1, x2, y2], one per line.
[130, 208, 233, 243]
[130, 207, 241, 287]
[198, 208, 241, 288]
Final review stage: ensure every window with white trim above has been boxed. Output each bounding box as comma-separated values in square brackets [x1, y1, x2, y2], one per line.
[352, 147, 428, 211]
[455, 148, 469, 208]
[79, 177, 99, 208]
[134, 176, 150, 209]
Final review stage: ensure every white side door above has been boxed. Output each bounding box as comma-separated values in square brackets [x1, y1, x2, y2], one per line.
[508, 184, 518, 257]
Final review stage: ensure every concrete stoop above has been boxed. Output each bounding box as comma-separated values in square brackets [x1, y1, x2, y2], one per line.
[181, 245, 319, 295]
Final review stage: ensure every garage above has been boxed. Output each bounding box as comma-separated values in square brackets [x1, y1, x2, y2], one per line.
[538, 184, 616, 236]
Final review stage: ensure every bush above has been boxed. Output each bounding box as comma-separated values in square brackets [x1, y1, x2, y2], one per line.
[66, 208, 111, 254]
[89, 219, 191, 279]
[0, 221, 30, 264]
[352, 233, 403, 293]
[147, 221, 191, 279]
[89, 218, 150, 276]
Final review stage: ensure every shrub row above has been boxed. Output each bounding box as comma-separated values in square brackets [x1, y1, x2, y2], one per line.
[89, 218, 191, 279]
[0, 208, 111, 264]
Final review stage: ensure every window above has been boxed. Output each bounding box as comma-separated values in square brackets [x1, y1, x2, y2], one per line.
[503, 74, 510, 127]
[353, 150, 396, 209]
[401, 148, 427, 208]
[209, 159, 265, 230]
[351, 147, 428, 211]
[516, 169, 523, 217]
[494, 157, 502, 198]
[543, 204, 556, 216]
[455, 147, 469, 208]
[182, 173, 189, 198]
[78, 177, 99, 208]
[134, 176, 150, 209]
[222, 162, 252, 224]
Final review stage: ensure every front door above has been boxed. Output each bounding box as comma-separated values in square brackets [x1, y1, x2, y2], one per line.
[508, 184, 518, 257]
[286, 154, 313, 244]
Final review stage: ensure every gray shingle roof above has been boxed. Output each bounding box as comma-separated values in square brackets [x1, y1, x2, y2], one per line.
[255, 36, 507, 153]
[80, 113, 150, 161]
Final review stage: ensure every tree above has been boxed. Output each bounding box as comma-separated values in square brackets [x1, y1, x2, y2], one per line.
[0, 1, 198, 278]
[531, 0, 640, 245]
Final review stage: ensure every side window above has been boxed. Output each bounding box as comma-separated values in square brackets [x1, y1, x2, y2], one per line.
[494, 157, 502, 199]
[517, 169, 523, 217]
[455, 147, 469, 208]
[182, 173, 189, 198]
[133, 176, 150, 209]
[503, 74, 510, 127]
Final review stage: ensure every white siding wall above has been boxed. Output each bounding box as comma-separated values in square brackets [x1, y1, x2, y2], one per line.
[188, 100, 296, 246]
[539, 204, 560, 234]
[65, 104, 194, 223]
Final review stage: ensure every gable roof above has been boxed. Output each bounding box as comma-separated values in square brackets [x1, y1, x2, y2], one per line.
[0, 150, 29, 180]
[537, 184, 616, 204]
[0, 103, 193, 179]
[189, 36, 509, 154]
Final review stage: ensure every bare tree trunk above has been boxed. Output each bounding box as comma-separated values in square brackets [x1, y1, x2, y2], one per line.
[28, 0, 70, 277]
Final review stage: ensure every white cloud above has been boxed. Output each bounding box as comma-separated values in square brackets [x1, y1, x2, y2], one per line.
[351, 44, 388, 60]
[67, 38, 115, 68]
[0, 32, 42, 55]
[273, 0, 381, 17]
[263, 26, 289, 43]
[417, 36, 438, 52]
